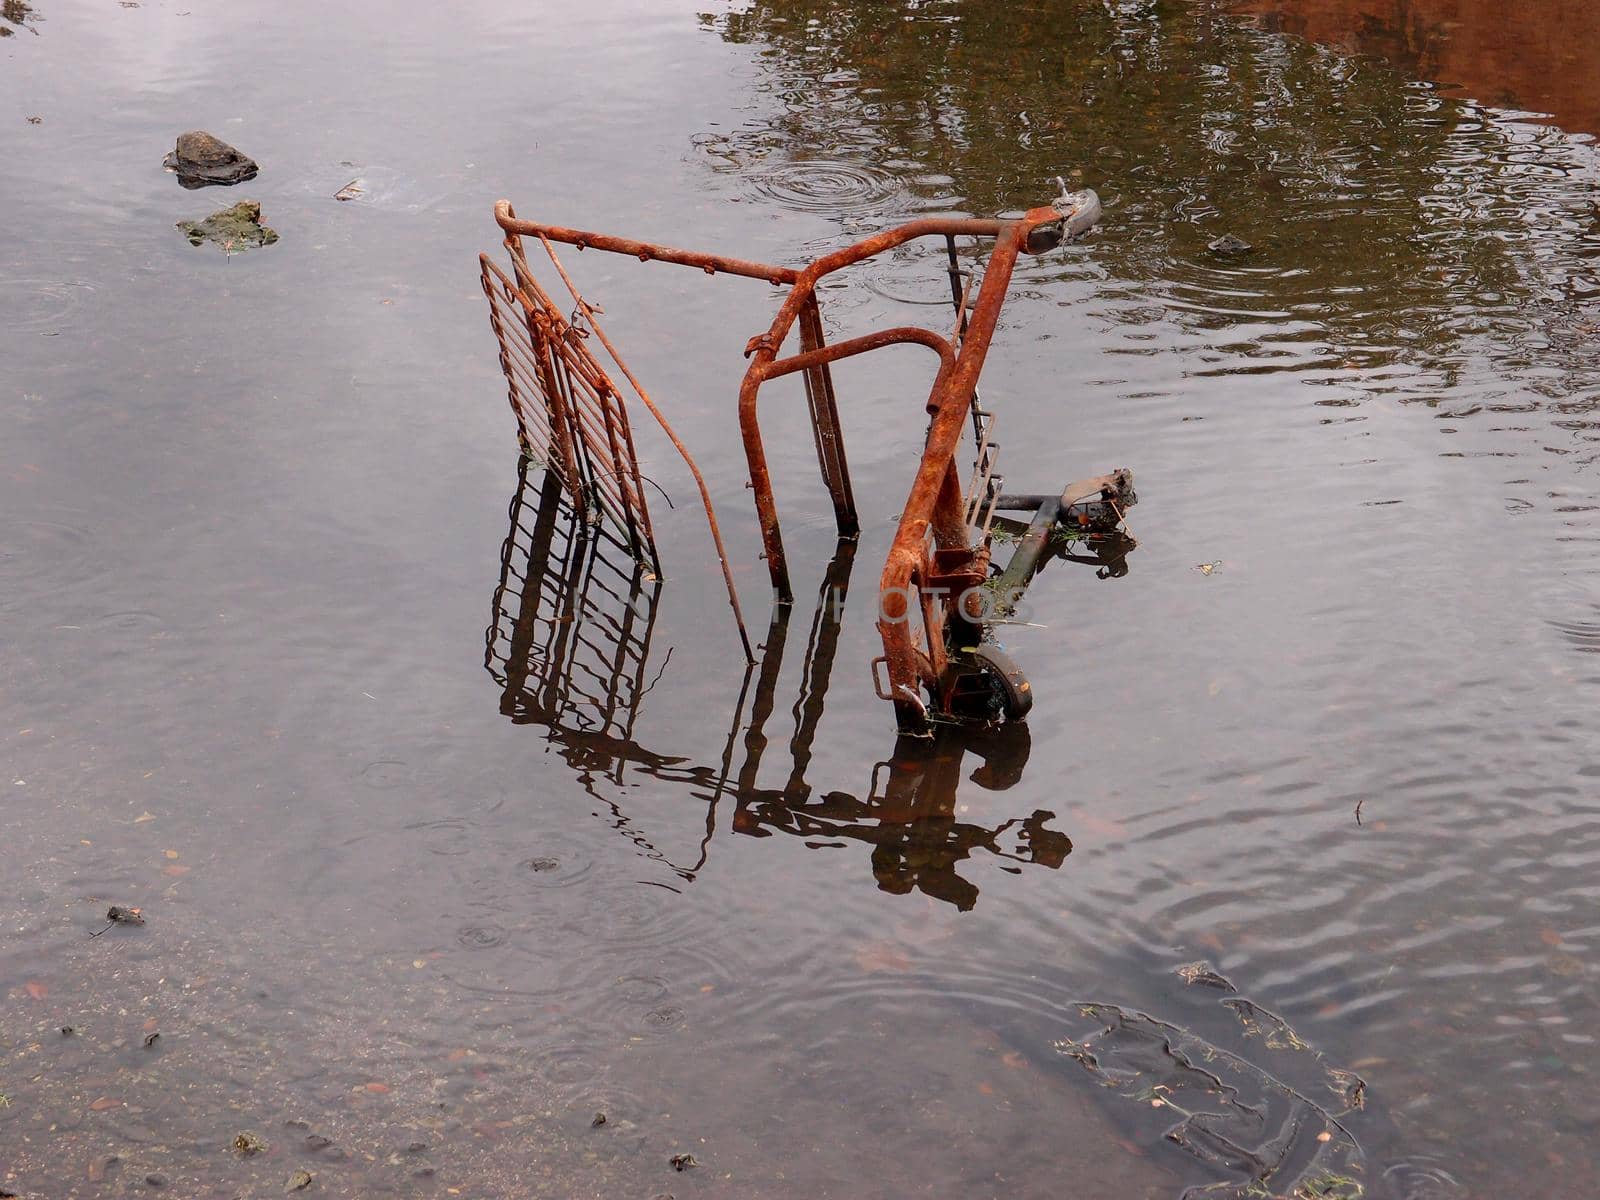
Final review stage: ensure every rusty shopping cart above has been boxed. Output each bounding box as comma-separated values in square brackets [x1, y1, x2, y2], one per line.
[478, 181, 1135, 733]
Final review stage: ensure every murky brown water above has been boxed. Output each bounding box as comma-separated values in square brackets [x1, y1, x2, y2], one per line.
[4, 1, 1599, 1197]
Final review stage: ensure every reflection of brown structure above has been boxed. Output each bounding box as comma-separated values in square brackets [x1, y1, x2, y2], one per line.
[1235, 0, 1600, 135]
[484, 460, 1136, 908]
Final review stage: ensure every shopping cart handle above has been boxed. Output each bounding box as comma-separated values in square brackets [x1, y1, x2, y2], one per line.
[1024, 186, 1102, 254]
[1054, 186, 1102, 240]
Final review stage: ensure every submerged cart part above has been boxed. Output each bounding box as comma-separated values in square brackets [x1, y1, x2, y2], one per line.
[479, 182, 1136, 729]
[484, 459, 1115, 909]
[1054, 985, 1371, 1200]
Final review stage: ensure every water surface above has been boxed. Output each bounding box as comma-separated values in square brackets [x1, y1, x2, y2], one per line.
[4, 1, 1599, 1196]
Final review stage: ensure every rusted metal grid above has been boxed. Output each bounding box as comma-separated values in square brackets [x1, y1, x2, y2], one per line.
[481, 186, 1130, 731]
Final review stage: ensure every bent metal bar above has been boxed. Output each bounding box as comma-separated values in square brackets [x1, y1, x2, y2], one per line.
[480, 185, 1135, 732]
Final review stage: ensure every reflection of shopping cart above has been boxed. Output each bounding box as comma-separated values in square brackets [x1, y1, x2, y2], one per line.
[484, 462, 662, 747]
[479, 181, 1136, 732]
[484, 464, 1134, 908]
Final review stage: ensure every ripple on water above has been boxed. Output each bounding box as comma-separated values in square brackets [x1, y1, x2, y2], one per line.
[513, 837, 594, 890]
[360, 759, 415, 790]
[744, 159, 910, 219]
[0, 278, 96, 335]
[0, 519, 103, 614]
[455, 922, 508, 950]
[403, 817, 477, 856]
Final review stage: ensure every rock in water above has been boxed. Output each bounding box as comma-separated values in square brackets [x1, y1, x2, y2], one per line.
[163, 130, 258, 188]
[177, 200, 278, 252]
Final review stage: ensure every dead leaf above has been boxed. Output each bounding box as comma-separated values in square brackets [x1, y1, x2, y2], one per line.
[1540, 928, 1563, 947]
[162, 864, 190, 877]
[24, 980, 47, 1000]
[89, 1096, 121, 1112]
[163, 850, 179, 860]
[363, 1082, 390, 1094]
[134, 811, 157, 823]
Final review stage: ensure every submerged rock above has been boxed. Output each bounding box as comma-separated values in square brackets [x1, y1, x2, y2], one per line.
[163, 130, 258, 188]
[177, 200, 278, 252]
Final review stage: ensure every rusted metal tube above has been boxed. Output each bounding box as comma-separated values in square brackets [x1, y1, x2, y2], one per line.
[756, 327, 955, 382]
[496, 201, 797, 286]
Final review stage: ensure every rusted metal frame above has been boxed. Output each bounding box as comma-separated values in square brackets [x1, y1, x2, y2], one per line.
[737, 217, 1014, 603]
[532, 233, 754, 660]
[497, 200, 798, 286]
[546, 317, 655, 559]
[873, 209, 1062, 727]
[607, 379, 657, 562]
[592, 378, 647, 559]
[739, 325, 958, 603]
[755, 326, 956, 383]
[499, 233, 655, 547]
[480, 260, 537, 452]
[556, 342, 656, 560]
[538, 328, 653, 546]
[796, 296, 858, 539]
[543, 324, 605, 517]
[536, 317, 595, 511]
[482, 261, 568, 471]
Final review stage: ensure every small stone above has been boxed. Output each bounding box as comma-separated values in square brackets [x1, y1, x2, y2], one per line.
[303, 1134, 333, 1152]
[163, 130, 258, 188]
[107, 905, 145, 925]
[591, 1111, 607, 1127]
[60, 1026, 75, 1036]
[405, 1141, 427, 1154]
[286, 1170, 314, 1192]
[144, 1175, 168, 1189]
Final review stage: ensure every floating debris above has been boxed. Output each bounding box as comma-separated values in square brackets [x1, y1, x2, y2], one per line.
[669, 1152, 699, 1171]
[1207, 233, 1255, 256]
[177, 200, 278, 253]
[333, 179, 366, 202]
[1194, 560, 1222, 576]
[106, 905, 144, 924]
[163, 130, 258, 188]
[1176, 960, 1237, 991]
[591, 1111, 607, 1127]
[233, 1131, 268, 1156]
[142, 1032, 160, 1048]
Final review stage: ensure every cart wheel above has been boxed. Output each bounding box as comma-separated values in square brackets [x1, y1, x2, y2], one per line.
[970, 644, 1033, 722]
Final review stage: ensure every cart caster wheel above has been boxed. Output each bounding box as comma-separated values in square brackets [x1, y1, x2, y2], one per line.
[944, 644, 1033, 723]
[972, 644, 1032, 721]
